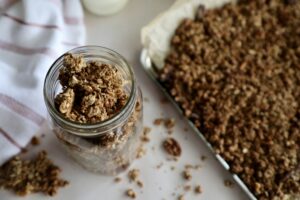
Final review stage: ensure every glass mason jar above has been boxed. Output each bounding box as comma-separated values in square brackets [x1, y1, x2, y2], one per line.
[43, 46, 143, 175]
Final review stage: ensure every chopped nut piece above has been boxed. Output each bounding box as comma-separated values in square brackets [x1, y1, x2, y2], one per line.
[195, 185, 202, 194]
[163, 137, 182, 157]
[126, 189, 136, 199]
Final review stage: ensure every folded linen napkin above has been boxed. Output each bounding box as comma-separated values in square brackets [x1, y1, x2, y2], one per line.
[0, 0, 85, 165]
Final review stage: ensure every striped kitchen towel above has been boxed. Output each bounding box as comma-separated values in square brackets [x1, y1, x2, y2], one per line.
[0, 0, 85, 165]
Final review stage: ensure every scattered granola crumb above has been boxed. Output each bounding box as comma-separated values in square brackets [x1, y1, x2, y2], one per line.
[141, 127, 151, 142]
[184, 185, 191, 191]
[137, 180, 144, 188]
[178, 194, 185, 200]
[185, 164, 193, 169]
[224, 179, 234, 188]
[163, 137, 181, 157]
[0, 151, 68, 196]
[170, 166, 176, 171]
[30, 136, 40, 146]
[164, 118, 175, 129]
[167, 157, 179, 162]
[183, 170, 192, 181]
[114, 177, 122, 183]
[126, 189, 136, 199]
[156, 162, 164, 169]
[195, 185, 202, 194]
[195, 164, 202, 170]
[136, 145, 146, 159]
[201, 155, 207, 161]
[128, 169, 140, 182]
[153, 118, 164, 125]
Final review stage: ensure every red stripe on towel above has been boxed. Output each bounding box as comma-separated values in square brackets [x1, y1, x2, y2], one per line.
[2, 13, 60, 29]
[0, 0, 18, 10]
[64, 16, 83, 25]
[0, 127, 22, 149]
[0, 39, 57, 58]
[0, 93, 45, 126]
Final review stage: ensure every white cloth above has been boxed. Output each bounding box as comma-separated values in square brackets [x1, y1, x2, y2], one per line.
[0, 0, 85, 165]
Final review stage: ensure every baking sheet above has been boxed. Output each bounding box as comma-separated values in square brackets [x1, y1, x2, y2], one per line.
[140, 48, 257, 200]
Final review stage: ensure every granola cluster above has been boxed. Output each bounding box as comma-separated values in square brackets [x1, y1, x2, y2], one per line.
[55, 53, 128, 123]
[0, 151, 68, 196]
[160, 0, 300, 199]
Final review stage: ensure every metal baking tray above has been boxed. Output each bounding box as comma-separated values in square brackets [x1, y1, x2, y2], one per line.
[140, 48, 257, 200]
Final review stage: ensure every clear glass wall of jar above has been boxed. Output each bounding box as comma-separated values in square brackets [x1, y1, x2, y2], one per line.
[43, 46, 143, 175]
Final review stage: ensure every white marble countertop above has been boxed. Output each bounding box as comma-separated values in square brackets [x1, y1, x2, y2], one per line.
[0, 0, 249, 199]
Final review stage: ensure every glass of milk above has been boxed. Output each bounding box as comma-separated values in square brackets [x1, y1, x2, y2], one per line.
[82, 0, 129, 16]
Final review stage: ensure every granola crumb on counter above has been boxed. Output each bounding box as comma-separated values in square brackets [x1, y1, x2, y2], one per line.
[136, 145, 146, 159]
[178, 194, 185, 200]
[114, 177, 122, 183]
[224, 179, 234, 188]
[195, 185, 202, 194]
[183, 170, 192, 181]
[137, 180, 144, 188]
[128, 169, 140, 182]
[163, 137, 182, 157]
[200, 155, 207, 161]
[164, 118, 175, 129]
[141, 127, 151, 142]
[183, 185, 191, 191]
[30, 136, 40, 146]
[153, 118, 164, 126]
[126, 188, 136, 199]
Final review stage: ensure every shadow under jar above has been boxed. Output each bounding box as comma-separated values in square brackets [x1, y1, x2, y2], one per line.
[43, 46, 143, 175]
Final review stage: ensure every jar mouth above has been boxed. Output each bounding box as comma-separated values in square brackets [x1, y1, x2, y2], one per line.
[43, 45, 137, 137]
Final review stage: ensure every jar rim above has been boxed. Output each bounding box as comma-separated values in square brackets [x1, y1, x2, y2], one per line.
[43, 45, 137, 137]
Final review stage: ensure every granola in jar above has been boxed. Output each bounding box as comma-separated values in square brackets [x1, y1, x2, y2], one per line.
[44, 46, 143, 175]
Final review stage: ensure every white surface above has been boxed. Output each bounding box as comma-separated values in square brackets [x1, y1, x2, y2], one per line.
[0, 0, 248, 199]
